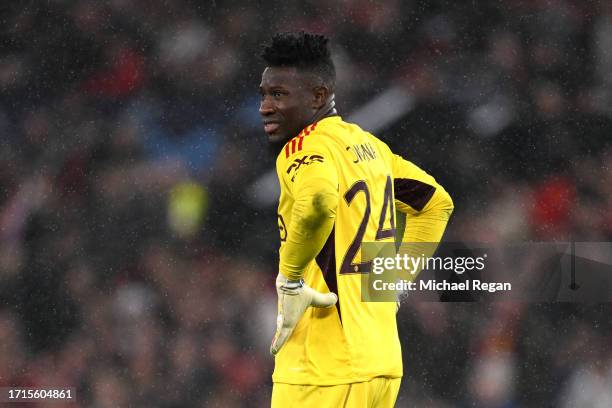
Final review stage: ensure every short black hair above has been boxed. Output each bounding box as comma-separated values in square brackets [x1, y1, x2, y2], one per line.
[261, 31, 336, 91]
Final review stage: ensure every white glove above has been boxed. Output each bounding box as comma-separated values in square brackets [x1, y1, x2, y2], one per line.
[270, 273, 337, 356]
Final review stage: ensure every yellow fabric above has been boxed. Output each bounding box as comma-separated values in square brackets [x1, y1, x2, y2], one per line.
[274, 116, 453, 385]
[279, 160, 338, 281]
[390, 154, 454, 280]
[271, 377, 401, 408]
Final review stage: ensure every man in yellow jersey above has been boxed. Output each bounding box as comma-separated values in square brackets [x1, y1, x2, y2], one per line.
[259, 32, 454, 407]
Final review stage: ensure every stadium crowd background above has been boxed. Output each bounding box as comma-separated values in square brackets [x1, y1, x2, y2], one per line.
[1, 0, 611, 406]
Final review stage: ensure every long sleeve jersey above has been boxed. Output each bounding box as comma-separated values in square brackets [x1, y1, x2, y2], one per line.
[273, 115, 453, 385]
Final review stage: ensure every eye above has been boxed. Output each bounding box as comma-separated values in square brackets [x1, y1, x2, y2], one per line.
[272, 90, 283, 98]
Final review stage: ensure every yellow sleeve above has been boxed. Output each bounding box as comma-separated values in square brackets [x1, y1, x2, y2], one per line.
[279, 151, 339, 281]
[391, 154, 454, 243]
[391, 154, 454, 279]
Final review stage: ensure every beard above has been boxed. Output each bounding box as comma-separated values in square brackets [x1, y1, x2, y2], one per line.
[267, 139, 285, 156]
[267, 136, 290, 157]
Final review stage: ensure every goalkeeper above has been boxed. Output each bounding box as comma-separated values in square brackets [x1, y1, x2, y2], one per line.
[259, 32, 453, 407]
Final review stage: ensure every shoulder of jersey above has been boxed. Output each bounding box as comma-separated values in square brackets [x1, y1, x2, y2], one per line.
[280, 121, 329, 160]
[364, 130, 392, 155]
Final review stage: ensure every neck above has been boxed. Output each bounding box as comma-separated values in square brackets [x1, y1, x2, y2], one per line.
[311, 96, 338, 124]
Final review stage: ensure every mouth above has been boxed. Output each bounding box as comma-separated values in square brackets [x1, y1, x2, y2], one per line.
[264, 121, 280, 135]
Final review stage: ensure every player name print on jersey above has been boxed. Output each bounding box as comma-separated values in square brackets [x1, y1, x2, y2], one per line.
[346, 142, 377, 163]
[284, 122, 318, 158]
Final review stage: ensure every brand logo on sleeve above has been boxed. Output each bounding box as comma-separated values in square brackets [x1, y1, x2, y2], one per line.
[286, 154, 325, 182]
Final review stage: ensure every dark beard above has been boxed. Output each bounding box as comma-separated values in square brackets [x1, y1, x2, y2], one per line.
[267, 138, 288, 157]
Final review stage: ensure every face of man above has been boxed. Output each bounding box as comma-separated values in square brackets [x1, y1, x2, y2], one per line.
[259, 66, 316, 144]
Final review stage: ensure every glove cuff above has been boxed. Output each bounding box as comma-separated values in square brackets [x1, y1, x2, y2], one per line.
[283, 279, 304, 290]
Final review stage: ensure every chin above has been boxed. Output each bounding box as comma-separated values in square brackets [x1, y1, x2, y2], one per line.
[267, 132, 286, 143]
[266, 135, 289, 155]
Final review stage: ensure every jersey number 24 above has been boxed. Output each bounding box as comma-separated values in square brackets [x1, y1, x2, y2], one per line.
[340, 175, 395, 274]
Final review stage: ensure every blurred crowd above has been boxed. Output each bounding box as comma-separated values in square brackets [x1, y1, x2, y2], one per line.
[1, 0, 611, 406]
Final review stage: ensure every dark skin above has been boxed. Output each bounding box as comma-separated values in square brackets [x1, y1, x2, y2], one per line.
[259, 66, 337, 144]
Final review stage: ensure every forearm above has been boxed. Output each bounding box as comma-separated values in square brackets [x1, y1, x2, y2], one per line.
[280, 182, 337, 280]
[399, 188, 453, 279]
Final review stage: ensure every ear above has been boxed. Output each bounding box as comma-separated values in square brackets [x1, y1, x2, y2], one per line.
[312, 86, 329, 110]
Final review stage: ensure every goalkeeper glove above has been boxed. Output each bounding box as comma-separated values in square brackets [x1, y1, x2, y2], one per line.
[270, 273, 337, 356]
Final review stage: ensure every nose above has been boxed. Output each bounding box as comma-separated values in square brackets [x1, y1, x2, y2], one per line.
[259, 96, 275, 116]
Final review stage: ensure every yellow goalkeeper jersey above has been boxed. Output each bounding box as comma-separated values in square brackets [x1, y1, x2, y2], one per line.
[273, 115, 453, 385]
